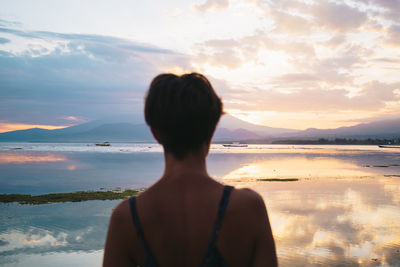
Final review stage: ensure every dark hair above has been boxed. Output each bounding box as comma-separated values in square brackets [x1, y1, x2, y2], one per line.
[145, 73, 223, 159]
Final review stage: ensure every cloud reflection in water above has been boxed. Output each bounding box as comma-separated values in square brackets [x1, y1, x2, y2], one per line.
[0, 152, 67, 164]
[0, 147, 399, 266]
[224, 157, 400, 266]
[0, 200, 116, 267]
[221, 157, 375, 180]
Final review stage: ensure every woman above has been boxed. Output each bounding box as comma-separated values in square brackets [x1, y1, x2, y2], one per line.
[103, 73, 277, 266]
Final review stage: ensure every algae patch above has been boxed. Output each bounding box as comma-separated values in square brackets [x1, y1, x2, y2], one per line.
[256, 178, 299, 182]
[0, 189, 141, 205]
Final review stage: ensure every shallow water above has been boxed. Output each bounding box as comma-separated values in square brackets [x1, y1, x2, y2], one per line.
[0, 143, 399, 266]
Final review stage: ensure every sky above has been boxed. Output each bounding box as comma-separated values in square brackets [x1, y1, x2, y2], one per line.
[0, 0, 400, 132]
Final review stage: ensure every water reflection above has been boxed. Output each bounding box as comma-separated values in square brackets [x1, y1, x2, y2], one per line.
[216, 154, 400, 265]
[0, 152, 165, 194]
[0, 152, 67, 164]
[0, 200, 116, 267]
[0, 146, 400, 266]
[232, 176, 400, 266]
[221, 157, 375, 180]
[211, 144, 400, 155]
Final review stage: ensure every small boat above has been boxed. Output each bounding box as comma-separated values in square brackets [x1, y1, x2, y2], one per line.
[223, 142, 248, 147]
[95, 142, 111, 147]
[378, 145, 400, 148]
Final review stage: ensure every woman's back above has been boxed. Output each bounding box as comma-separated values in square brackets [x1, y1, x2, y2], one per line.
[103, 73, 277, 266]
[104, 171, 277, 266]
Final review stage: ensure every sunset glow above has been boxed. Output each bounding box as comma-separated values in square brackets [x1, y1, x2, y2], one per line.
[222, 157, 374, 180]
[1, 0, 400, 130]
[0, 123, 68, 133]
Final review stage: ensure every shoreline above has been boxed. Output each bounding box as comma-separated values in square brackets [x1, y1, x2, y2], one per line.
[0, 189, 142, 205]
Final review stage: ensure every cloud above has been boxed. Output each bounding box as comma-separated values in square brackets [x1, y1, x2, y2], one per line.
[193, 39, 243, 68]
[253, 0, 313, 34]
[385, 24, 400, 46]
[240, 34, 316, 57]
[0, 37, 10, 44]
[323, 34, 347, 47]
[194, 27, 371, 73]
[267, 10, 312, 34]
[0, 122, 68, 133]
[193, 34, 316, 69]
[186, 0, 400, 124]
[0, 19, 21, 27]
[371, 57, 400, 63]
[61, 116, 88, 123]
[0, 26, 189, 126]
[365, 0, 400, 23]
[1, 0, 399, 131]
[0, 27, 173, 54]
[191, 21, 398, 116]
[311, 1, 368, 31]
[224, 80, 400, 112]
[193, 0, 229, 13]
[254, 0, 369, 34]
[193, 32, 365, 88]
[273, 73, 319, 84]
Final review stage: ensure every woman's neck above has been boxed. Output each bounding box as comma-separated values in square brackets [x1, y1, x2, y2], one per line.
[162, 151, 209, 181]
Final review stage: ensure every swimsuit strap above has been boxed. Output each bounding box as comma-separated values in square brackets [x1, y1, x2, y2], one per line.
[129, 186, 234, 267]
[129, 196, 158, 267]
[200, 185, 234, 266]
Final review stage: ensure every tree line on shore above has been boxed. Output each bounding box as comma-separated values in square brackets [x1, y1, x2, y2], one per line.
[271, 138, 400, 145]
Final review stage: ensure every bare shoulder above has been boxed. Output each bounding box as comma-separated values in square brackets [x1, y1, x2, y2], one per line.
[224, 187, 269, 233]
[227, 188, 278, 266]
[232, 187, 263, 200]
[110, 198, 131, 223]
[107, 198, 135, 238]
[229, 187, 266, 213]
[104, 198, 139, 267]
[107, 198, 138, 240]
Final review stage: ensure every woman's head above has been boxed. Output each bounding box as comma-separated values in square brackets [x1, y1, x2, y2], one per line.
[145, 73, 223, 159]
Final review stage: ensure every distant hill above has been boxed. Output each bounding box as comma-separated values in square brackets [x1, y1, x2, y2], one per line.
[279, 118, 400, 140]
[218, 114, 297, 136]
[0, 114, 298, 142]
[213, 127, 263, 141]
[1, 115, 399, 142]
[0, 123, 153, 142]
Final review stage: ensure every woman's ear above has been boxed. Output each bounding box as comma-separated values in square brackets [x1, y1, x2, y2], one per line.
[150, 127, 161, 143]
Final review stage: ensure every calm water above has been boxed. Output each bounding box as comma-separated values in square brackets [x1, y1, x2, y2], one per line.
[0, 143, 399, 266]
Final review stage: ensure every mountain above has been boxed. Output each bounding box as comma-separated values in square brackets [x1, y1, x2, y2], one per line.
[0, 114, 297, 142]
[57, 123, 153, 142]
[0, 123, 153, 142]
[213, 127, 263, 141]
[0, 128, 54, 141]
[213, 114, 298, 141]
[1, 115, 399, 142]
[218, 114, 298, 136]
[280, 118, 400, 139]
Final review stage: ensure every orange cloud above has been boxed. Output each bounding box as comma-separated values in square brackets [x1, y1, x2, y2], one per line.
[61, 116, 87, 123]
[0, 123, 68, 133]
[193, 0, 229, 13]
